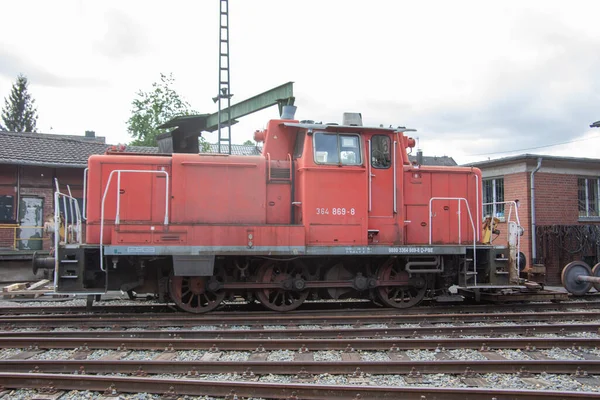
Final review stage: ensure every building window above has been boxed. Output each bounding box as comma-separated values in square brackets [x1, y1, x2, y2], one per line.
[579, 177, 599, 219]
[0, 195, 15, 223]
[313, 132, 361, 166]
[483, 177, 505, 219]
[371, 135, 391, 169]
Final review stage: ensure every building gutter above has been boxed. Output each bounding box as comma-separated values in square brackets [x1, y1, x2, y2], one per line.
[530, 157, 543, 264]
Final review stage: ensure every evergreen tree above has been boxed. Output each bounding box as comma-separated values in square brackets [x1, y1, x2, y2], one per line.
[1, 74, 38, 133]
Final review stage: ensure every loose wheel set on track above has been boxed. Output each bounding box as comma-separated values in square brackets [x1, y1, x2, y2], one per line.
[167, 258, 429, 313]
[561, 260, 600, 296]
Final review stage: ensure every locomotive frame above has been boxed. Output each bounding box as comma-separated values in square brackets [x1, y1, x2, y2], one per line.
[34, 107, 553, 313]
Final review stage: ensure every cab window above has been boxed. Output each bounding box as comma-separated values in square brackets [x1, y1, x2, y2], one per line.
[293, 131, 305, 159]
[314, 132, 361, 166]
[371, 135, 391, 169]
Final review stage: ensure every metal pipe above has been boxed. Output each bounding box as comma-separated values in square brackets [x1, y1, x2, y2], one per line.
[473, 173, 480, 241]
[405, 256, 442, 273]
[393, 140, 397, 213]
[15, 166, 20, 225]
[530, 158, 542, 265]
[82, 168, 88, 221]
[53, 191, 59, 288]
[368, 139, 372, 212]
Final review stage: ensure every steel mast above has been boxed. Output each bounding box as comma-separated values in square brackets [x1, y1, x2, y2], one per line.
[214, 0, 232, 154]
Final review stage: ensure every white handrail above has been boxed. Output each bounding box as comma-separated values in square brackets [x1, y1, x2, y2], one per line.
[53, 189, 84, 289]
[473, 174, 480, 241]
[393, 140, 397, 214]
[368, 139, 372, 212]
[82, 167, 88, 221]
[99, 170, 170, 272]
[428, 197, 477, 285]
[482, 200, 522, 274]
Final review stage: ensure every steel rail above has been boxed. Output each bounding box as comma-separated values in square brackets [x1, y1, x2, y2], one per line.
[2, 359, 600, 376]
[0, 372, 596, 399]
[0, 336, 596, 351]
[0, 322, 596, 340]
[2, 310, 600, 328]
[1, 298, 599, 316]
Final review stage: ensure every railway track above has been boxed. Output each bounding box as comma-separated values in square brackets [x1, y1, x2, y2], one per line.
[2, 309, 600, 329]
[0, 336, 598, 351]
[1, 301, 600, 398]
[1, 372, 597, 400]
[1, 297, 599, 316]
[0, 322, 597, 339]
[2, 359, 600, 375]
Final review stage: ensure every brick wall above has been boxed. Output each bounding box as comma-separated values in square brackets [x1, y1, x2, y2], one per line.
[485, 172, 531, 271]
[485, 168, 600, 285]
[0, 165, 87, 252]
[534, 172, 600, 284]
[535, 173, 580, 225]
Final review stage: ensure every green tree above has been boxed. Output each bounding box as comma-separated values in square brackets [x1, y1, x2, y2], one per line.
[127, 72, 208, 150]
[1, 74, 38, 133]
[242, 139, 255, 146]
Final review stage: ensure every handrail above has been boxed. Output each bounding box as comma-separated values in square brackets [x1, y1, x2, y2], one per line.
[287, 153, 292, 181]
[428, 197, 477, 285]
[82, 167, 88, 221]
[266, 152, 271, 181]
[53, 189, 83, 289]
[66, 184, 82, 243]
[482, 200, 522, 274]
[99, 170, 170, 272]
[473, 174, 480, 241]
[393, 140, 397, 214]
[368, 139, 372, 212]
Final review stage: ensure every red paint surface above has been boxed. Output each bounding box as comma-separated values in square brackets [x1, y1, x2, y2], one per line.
[85, 119, 483, 249]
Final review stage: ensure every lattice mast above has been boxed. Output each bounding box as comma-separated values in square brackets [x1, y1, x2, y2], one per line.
[214, 0, 232, 154]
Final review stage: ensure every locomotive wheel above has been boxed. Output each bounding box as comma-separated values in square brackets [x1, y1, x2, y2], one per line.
[168, 272, 226, 313]
[376, 261, 427, 308]
[562, 261, 592, 296]
[255, 260, 310, 312]
[593, 263, 600, 293]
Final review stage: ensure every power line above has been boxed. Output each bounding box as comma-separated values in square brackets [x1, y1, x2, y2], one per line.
[465, 133, 600, 157]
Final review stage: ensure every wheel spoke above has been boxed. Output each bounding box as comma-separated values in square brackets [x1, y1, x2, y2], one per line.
[376, 261, 426, 309]
[169, 274, 226, 314]
[255, 261, 309, 312]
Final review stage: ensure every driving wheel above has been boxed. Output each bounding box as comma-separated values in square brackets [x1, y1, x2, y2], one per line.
[254, 260, 310, 312]
[376, 260, 427, 308]
[169, 272, 226, 313]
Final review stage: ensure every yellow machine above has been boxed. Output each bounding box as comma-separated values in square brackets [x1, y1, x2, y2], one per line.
[482, 215, 500, 244]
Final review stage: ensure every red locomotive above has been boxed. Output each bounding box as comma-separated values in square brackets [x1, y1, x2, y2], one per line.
[35, 106, 537, 313]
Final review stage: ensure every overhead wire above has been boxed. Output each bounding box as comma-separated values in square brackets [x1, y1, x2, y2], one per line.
[464, 133, 600, 157]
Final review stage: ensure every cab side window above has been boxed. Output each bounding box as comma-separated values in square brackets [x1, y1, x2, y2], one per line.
[371, 135, 391, 169]
[314, 133, 361, 166]
[293, 131, 305, 159]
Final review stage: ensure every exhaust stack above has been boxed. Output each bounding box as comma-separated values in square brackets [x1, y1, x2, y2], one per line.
[281, 105, 297, 120]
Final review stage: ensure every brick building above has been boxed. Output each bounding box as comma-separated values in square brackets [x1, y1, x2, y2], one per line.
[0, 130, 156, 254]
[465, 154, 600, 285]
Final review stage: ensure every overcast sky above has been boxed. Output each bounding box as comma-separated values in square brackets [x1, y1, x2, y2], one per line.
[1, 0, 599, 164]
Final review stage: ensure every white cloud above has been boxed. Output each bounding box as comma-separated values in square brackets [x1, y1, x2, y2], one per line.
[0, 0, 599, 165]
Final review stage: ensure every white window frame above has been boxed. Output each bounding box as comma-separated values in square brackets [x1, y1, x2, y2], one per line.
[578, 177, 600, 220]
[482, 177, 505, 221]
